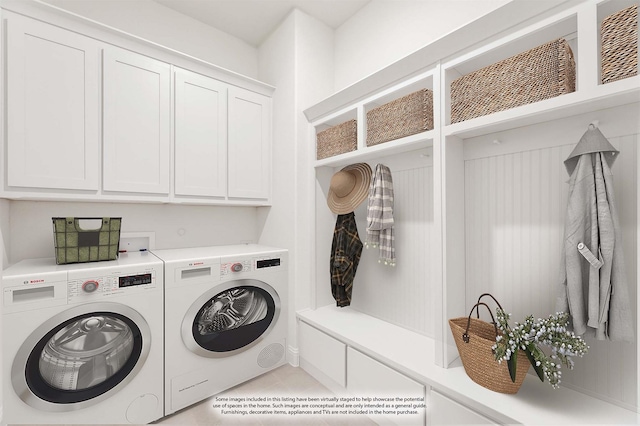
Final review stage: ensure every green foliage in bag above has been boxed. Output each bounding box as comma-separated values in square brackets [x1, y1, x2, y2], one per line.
[492, 310, 589, 389]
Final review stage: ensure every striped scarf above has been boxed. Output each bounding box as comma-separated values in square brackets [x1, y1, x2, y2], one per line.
[365, 164, 395, 266]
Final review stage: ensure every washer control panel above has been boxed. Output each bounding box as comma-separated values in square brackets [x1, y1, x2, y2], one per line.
[68, 270, 156, 301]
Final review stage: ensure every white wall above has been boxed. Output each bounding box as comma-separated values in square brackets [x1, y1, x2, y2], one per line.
[39, 0, 258, 78]
[6, 201, 258, 264]
[333, 0, 510, 90]
[257, 9, 334, 365]
[0, 199, 7, 420]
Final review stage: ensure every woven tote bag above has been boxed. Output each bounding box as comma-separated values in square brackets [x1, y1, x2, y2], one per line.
[449, 296, 529, 394]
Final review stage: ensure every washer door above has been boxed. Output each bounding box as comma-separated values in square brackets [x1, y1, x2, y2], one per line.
[12, 302, 151, 412]
[182, 279, 280, 358]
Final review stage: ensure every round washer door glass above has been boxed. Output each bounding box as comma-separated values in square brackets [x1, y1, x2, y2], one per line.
[22, 311, 143, 405]
[190, 281, 278, 354]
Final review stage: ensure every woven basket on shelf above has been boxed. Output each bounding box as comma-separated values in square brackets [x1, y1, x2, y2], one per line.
[366, 88, 433, 146]
[449, 297, 529, 394]
[451, 38, 575, 123]
[316, 119, 357, 160]
[601, 5, 638, 84]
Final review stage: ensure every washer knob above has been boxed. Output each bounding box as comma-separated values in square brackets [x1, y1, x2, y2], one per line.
[231, 263, 243, 272]
[82, 280, 99, 293]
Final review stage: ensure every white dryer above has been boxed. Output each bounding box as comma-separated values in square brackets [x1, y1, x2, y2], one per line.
[152, 244, 287, 415]
[2, 252, 164, 424]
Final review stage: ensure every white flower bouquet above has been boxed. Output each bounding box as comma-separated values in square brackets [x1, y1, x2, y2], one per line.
[492, 309, 589, 389]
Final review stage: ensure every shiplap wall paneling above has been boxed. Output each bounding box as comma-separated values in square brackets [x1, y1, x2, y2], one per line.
[464, 132, 637, 410]
[351, 151, 435, 336]
[464, 145, 567, 320]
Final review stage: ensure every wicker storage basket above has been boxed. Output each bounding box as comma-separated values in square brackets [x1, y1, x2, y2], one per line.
[601, 5, 638, 84]
[451, 38, 575, 123]
[449, 298, 529, 394]
[366, 89, 433, 146]
[316, 120, 357, 160]
[52, 217, 121, 265]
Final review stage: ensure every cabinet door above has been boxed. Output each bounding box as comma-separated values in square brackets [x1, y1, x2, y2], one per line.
[299, 321, 346, 388]
[174, 68, 227, 197]
[347, 347, 425, 426]
[6, 15, 100, 190]
[227, 87, 271, 200]
[429, 390, 498, 425]
[103, 48, 170, 194]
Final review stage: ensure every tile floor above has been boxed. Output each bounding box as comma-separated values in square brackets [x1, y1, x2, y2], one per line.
[155, 364, 377, 426]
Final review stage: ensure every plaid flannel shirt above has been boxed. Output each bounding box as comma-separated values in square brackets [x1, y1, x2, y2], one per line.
[330, 212, 363, 307]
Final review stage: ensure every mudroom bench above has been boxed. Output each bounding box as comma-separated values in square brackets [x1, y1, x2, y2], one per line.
[297, 306, 638, 425]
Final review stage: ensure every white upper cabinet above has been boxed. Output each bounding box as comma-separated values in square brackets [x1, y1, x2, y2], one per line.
[2, 6, 271, 205]
[6, 15, 100, 191]
[102, 47, 171, 194]
[174, 68, 228, 198]
[227, 87, 271, 200]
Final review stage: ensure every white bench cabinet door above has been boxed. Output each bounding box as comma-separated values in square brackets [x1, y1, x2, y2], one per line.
[429, 390, 499, 425]
[103, 47, 171, 194]
[227, 87, 271, 200]
[347, 347, 425, 426]
[298, 321, 346, 388]
[174, 68, 227, 198]
[6, 15, 100, 191]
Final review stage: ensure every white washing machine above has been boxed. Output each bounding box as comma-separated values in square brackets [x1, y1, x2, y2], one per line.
[152, 244, 287, 416]
[2, 252, 164, 424]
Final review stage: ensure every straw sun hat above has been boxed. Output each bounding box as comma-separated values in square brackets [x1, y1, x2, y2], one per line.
[327, 163, 372, 214]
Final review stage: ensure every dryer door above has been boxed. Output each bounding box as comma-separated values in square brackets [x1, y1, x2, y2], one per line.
[182, 279, 280, 357]
[12, 302, 151, 412]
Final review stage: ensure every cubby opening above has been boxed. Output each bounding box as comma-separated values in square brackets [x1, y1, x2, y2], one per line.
[314, 148, 437, 339]
[597, 0, 638, 86]
[362, 74, 434, 152]
[444, 101, 639, 410]
[443, 14, 578, 126]
[314, 109, 358, 163]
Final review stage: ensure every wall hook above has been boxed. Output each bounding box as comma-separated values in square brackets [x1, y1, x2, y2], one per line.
[564, 121, 619, 175]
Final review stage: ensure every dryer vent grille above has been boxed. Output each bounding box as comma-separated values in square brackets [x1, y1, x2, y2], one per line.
[257, 343, 284, 368]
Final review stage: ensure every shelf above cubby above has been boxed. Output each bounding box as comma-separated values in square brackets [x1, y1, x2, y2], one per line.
[314, 130, 434, 168]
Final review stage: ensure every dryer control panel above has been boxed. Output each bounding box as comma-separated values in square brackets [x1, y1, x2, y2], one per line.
[220, 256, 283, 278]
